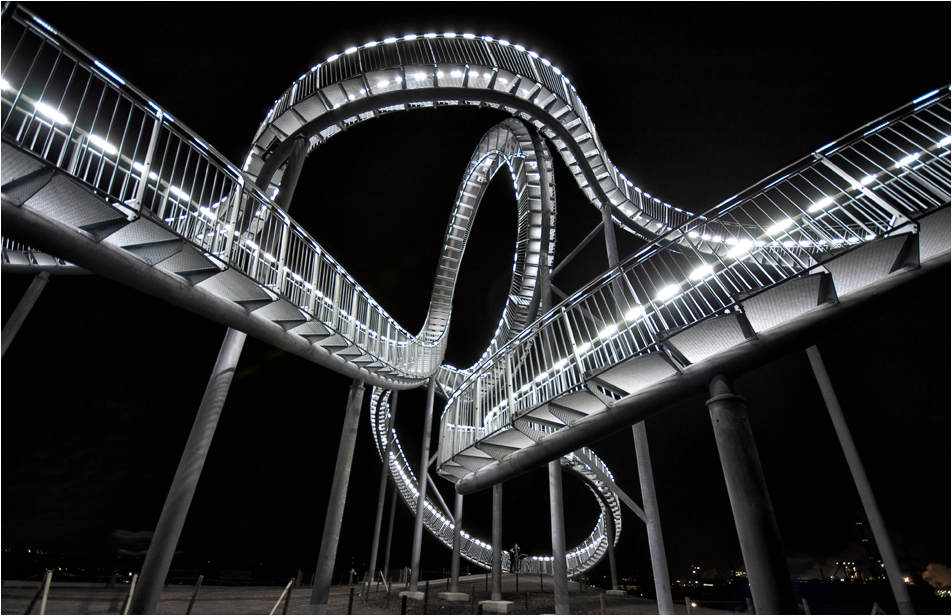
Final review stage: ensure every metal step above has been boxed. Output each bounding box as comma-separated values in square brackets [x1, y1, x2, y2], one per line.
[590, 352, 679, 397]
[251, 298, 307, 331]
[917, 206, 950, 262]
[196, 268, 272, 311]
[290, 321, 333, 343]
[741, 273, 836, 334]
[664, 312, 755, 365]
[453, 447, 496, 473]
[156, 244, 221, 285]
[475, 428, 537, 461]
[823, 234, 918, 297]
[548, 389, 608, 427]
[21, 174, 127, 237]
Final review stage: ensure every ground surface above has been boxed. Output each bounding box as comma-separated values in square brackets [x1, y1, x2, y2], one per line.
[2, 573, 734, 614]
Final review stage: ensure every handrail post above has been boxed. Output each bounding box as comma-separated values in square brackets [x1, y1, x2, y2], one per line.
[131, 111, 163, 217]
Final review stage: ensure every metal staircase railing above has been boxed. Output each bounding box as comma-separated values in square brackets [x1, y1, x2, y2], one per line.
[438, 88, 950, 474]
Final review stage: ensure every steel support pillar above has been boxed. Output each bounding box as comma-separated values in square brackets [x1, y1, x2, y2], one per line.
[408, 378, 436, 592]
[382, 480, 397, 584]
[450, 492, 464, 592]
[549, 461, 570, 615]
[806, 346, 914, 614]
[604, 503, 619, 591]
[632, 422, 675, 614]
[2, 270, 50, 357]
[602, 201, 674, 614]
[308, 378, 366, 615]
[365, 391, 398, 594]
[491, 483, 503, 601]
[131, 327, 246, 614]
[270, 134, 308, 212]
[706, 375, 797, 615]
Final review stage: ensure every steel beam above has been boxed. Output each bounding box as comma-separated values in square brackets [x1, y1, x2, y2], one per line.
[806, 346, 914, 614]
[309, 378, 365, 615]
[707, 375, 797, 615]
[131, 327, 246, 614]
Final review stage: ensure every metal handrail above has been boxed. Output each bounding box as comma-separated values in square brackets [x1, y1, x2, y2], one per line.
[438, 88, 950, 467]
[1, 7, 442, 382]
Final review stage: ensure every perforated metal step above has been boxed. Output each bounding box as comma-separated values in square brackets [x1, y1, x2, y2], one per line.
[917, 206, 950, 261]
[823, 234, 917, 297]
[664, 312, 754, 365]
[742, 273, 835, 334]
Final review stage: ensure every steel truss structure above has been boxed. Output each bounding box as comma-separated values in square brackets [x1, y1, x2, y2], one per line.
[2, 4, 949, 580]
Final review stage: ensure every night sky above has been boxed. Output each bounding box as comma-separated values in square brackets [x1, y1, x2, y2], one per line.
[3, 2, 949, 592]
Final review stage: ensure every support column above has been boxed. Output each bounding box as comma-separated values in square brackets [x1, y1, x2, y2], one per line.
[2, 271, 50, 357]
[604, 504, 619, 591]
[450, 492, 464, 592]
[706, 375, 797, 615]
[632, 422, 675, 614]
[271, 134, 308, 212]
[131, 327, 246, 615]
[365, 391, 399, 594]
[382, 481, 397, 584]
[308, 378, 366, 615]
[408, 378, 436, 592]
[602, 199, 674, 614]
[806, 346, 914, 615]
[549, 461, 570, 615]
[491, 483, 503, 601]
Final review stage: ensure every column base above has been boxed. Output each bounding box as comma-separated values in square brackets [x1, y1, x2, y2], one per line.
[478, 600, 514, 614]
[398, 591, 425, 601]
[437, 591, 470, 602]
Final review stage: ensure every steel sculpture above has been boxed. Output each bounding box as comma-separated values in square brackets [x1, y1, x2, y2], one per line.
[2, 3, 950, 603]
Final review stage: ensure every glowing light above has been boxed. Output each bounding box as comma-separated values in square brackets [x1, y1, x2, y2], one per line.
[384, 37, 397, 44]
[598, 324, 617, 340]
[443, 32, 457, 38]
[625, 305, 646, 320]
[655, 284, 680, 302]
[690, 264, 714, 280]
[727, 240, 754, 258]
[169, 186, 190, 201]
[939, 135, 952, 147]
[377, 80, 389, 87]
[766, 219, 794, 236]
[133, 162, 158, 180]
[896, 152, 920, 167]
[344, 47, 358, 55]
[326, 54, 339, 63]
[414, 73, 427, 81]
[94, 60, 125, 84]
[463, 33, 475, 39]
[404, 34, 417, 41]
[34, 102, 68, 124]
[88, 135, 117, 155]
[1, 78, 11, 90]
[450, 70, 463, 78]
[808, 197, 834, 213]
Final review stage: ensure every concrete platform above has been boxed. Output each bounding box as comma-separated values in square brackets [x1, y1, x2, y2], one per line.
[437, 591, 470, 602]
[478, 599, 514, 614]
[606, 589, 628, 596]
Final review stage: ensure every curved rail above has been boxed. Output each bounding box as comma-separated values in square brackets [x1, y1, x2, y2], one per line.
[244, 33, 694, 241]
[368, 386, 621, 576]
[439, 88, 951, 478]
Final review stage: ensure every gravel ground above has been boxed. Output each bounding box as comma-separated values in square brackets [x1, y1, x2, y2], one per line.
[2, 574, 732, 615]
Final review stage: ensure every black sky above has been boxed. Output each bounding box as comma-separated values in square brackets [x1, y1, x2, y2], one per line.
[2, 2, 950, 588]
